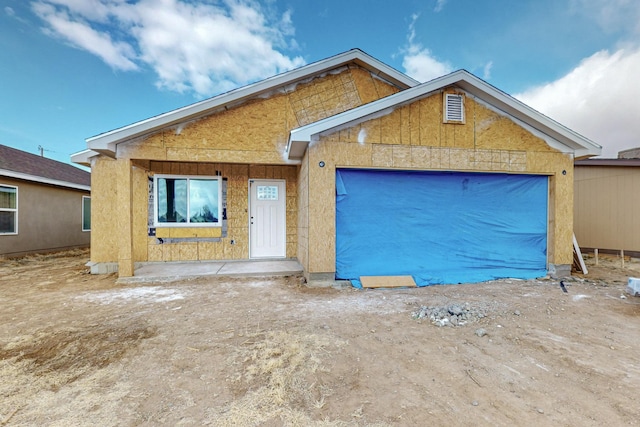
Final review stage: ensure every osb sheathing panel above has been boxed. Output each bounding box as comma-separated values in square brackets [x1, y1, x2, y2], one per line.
[142, 162, 298, 263]
[304, 91, 576, 273]
[91, 157, 298, 264]
[350, 67, 401, 104]
[104, 66, 399, 268]
[307, 158, 336, 273]
[116, 158, 134, 277]
[89, 157, 120, 263]
[132, 165, 149, 262]
[296, 152, 310, 272]
[117, 66, 401, 166]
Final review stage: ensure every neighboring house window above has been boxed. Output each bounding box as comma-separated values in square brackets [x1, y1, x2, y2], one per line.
[82, 196, 91, 231]
[0, 185, 17, 234]
[154, 175, 221, 227]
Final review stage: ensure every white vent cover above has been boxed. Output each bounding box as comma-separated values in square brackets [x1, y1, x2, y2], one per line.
[444, 93, 464, 122]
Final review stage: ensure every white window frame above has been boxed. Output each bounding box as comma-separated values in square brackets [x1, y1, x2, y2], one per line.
[0, 184, 18, 235]
[82, 196, 91, 232]
[153, 174, 222, 228]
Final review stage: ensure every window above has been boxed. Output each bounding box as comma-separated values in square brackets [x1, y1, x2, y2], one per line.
[0, 185, 17, 234]
[154, 175, 221, 227]
[82, 196, 91, 231]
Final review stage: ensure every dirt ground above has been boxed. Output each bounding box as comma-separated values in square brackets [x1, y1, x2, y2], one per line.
[1, 250, 639, 426]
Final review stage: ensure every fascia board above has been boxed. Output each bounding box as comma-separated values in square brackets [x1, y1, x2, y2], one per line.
[0, 168, 90, 192]
[71, 149, 99, 166]
[87, 49, 418, 155]
[287, 70, 601, 159]
[287, 73, 465, 159]
[454, 75, 601, 155]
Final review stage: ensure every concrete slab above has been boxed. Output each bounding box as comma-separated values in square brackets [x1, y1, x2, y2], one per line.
[117, 259, 303, 284]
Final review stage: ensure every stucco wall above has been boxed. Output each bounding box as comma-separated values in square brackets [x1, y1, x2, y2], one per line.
[303, 90, 574, 275]
[0, 177, 90, 257]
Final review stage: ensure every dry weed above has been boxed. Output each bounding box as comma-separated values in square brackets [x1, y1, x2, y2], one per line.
[0, 324, 156, 390]
[212, 329, 367, 426]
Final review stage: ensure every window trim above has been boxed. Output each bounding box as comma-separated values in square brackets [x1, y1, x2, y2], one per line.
[82, 195, 91, 232]
[153, 174, 222, 228]
[0, 184, 18, 235]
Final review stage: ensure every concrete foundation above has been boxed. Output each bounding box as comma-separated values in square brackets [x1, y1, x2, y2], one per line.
[548, 264, 571, 279]
[88, 262, 119, 275]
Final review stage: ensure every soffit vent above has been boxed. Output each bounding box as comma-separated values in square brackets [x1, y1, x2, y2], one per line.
[444, 93, 465, 123]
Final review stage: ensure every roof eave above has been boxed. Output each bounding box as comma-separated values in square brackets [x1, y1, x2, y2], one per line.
[0, 168, 90, 191]
[71, 149, 100, 167]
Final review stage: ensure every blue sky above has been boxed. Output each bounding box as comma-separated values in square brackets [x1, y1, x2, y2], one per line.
[2, 0, 640, 165]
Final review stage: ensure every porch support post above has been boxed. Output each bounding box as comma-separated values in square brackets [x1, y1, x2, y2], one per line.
[116, 157, 135, 277]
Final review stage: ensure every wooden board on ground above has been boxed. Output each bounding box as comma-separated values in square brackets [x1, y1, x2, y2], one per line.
[573, 233, 588, 274]
[360, 275, 417, 288]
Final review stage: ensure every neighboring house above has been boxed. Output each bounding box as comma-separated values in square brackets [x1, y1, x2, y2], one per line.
[72, 49, 600, 285]
[0, 144, 91, 257]
[574, 155, 640, 257]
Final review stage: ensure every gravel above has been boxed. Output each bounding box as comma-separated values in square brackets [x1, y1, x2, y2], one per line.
[412, 302, 498, 327]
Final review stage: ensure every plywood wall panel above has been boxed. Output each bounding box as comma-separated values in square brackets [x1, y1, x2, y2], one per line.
[411, 146, 430, 168]
[115, 158, 134, 276]
[89, 157, 120, 263]
[351, 67, 383, 104]
[132, 166, 149, 262]
[119, 65, 403, 169]
[372, 76, 400, 98]
[372, 144, 394, 167]
[380, 112, 402, 145]
[400, 105, 412, 145]
[296, 153, 310, 272]
[393, 145, 412, 167]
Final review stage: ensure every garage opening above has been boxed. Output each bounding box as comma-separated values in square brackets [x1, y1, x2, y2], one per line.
[335, 169, 548, 287]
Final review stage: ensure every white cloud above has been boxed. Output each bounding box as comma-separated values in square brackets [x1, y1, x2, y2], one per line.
[434, 0, 447, 13]
[5, 6, 15, 16]
[401, 14, 452, 82]
[570, 0, 640, 34]
[515, 47, 640, 158]
[482, 61, 493, 80]
[31, 0, 305, 97]
[32, 2, 139, 71]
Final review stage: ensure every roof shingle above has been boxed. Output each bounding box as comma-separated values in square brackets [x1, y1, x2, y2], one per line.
[0, 144, 90, 187]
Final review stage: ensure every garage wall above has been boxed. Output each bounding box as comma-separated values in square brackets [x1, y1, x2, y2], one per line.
[304, 90, 574, 277]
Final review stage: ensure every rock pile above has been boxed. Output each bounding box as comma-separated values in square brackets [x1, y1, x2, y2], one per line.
[412, 302, 488, 327]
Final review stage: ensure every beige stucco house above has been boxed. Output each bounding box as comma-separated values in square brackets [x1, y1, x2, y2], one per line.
[1, 144, 91, 257]
[72, 49, 600, 285]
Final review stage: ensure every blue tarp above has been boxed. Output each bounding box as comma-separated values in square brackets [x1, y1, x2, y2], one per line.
[335, 169, 548, 287]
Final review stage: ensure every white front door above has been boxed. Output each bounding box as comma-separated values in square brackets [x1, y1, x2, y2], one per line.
[249, 179, 286, 258]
